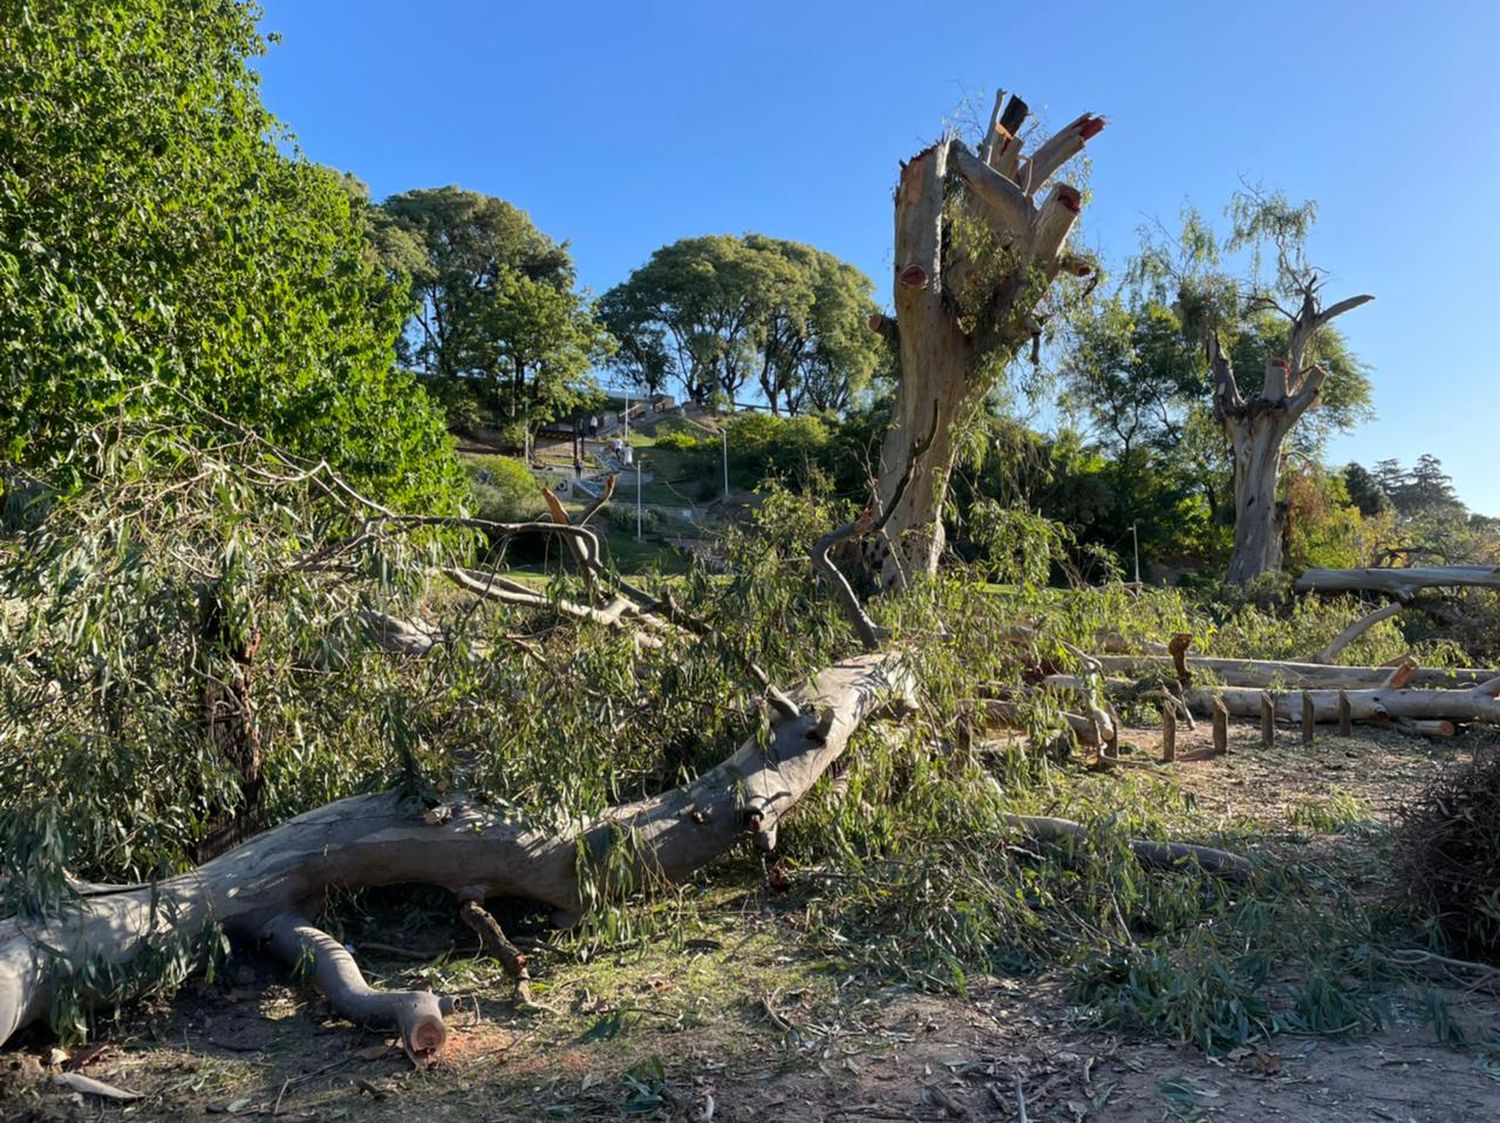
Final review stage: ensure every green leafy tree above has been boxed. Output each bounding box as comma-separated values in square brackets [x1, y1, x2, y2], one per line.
[1131, 189, 1374, 583]
[378, 186, 606, 440]
[0, 0, 461, 510]
[599, 234, 882, 412]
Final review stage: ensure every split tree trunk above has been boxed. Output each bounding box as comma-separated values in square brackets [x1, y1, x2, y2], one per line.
[1206, 288, 1372, 585]
[868, 94, 1105, 590]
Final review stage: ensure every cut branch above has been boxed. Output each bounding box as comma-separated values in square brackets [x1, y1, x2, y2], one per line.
[1003, 814, 1253, 882]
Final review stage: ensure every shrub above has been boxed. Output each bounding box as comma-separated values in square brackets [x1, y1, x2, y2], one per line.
[468, 456, 544, 522]
[1392, 751, 1500, 961]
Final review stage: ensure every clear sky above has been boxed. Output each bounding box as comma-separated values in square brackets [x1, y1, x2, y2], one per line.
[253, 0, 1500, 514]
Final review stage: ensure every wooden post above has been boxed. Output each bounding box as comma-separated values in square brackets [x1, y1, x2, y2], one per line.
[1337, 690, 1352, 737]
[1301, 691, 1315, 747]
[1212, 698, 1229, 755]
[1161, 704, 1177, 763]
[1259, 692, 1276, 747]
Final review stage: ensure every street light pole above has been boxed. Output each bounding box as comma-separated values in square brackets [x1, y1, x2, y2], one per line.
[722, 425, 729, 500]
[1132, 522, 1140, 584]
[636, 456, 643, 541]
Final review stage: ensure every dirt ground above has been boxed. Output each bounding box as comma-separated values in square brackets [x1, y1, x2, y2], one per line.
[4, 722, 1499, 1122]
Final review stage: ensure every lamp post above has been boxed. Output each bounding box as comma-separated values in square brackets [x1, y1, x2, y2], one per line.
[636, 454, 643, 541]
[722, 425, 729, 500]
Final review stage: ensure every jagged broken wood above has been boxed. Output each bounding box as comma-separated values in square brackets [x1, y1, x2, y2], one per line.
[868, 88, 1104, 589]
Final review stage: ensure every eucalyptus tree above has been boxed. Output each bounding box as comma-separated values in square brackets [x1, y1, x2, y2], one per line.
[379, 186, 607, 437]
[598, 234, 882, 412]
[1133, 191, 1373, 584]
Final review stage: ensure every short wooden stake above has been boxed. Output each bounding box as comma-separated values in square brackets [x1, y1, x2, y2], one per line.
[1161, 704, 1177, 763]
[1337, 690, 1352, 737]
[1301, 691, 1315, 746]
[1212, 698, 1229, 755]
[1260, 692, 1276, 747]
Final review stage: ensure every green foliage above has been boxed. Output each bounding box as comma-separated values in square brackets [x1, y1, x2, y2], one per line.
[598, 234, 883, 412]
[379, 186, 611, 435]
[0, 0, 461, 511]
[467, 454, 545, 523]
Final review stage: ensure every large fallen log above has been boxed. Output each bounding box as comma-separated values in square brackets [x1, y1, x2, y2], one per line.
[1296, 566, 1500, 598]
[1185, 678, 1500, 727]
[0, 654, 909, 1055]
[1095, 654, 1496, 691]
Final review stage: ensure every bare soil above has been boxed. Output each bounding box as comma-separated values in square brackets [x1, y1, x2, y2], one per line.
[4, 722, 1499, 1122]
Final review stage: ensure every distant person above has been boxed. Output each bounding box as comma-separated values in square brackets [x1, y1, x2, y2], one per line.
[588, 415, 599, 438]
[574, 455, 583, 479]
[621, 444, 634, 467]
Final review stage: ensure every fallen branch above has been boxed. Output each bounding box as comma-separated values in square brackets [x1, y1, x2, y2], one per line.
[1003, 814, 1253, 882]
[1185, 679, 1500, 727]
[1296, 566, 1500, 597]
[1311, 601, 1403, 664]
[0, 654, 910, 1051]
[1094, 653, 1497, 691]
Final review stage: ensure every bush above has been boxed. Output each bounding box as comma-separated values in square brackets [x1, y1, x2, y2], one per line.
[726, 413, 832, 488]
[467, 456, 544, 522]
[1393, 751, 1500, 960]
[652, 431, 708, 453]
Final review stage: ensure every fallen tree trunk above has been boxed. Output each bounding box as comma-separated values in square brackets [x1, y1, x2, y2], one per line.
[1094, 654, 1497, 691]
[1185, 678, 1500, 727]
[0, 654, 909, 1053]
[1296, 566, 1500, 598]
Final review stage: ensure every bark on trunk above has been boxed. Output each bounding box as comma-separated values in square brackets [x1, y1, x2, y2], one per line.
[1186, 677, 1500, 727]
[1295, 566, 1500, 597]
[1094, 653, 1497, 691]
[1206, 287, 1372, 585]
[0, 654, 908, 1050]
[868, 94, 1104, 590]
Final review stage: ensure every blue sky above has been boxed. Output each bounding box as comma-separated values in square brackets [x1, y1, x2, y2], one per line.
[254, 0, 1500, 513]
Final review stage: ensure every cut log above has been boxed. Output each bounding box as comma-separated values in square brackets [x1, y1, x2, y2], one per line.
[1295, 566, 1500, 597]
[0, 654, 909, 1050]
[1094, 654, 1497, 691]
[1186, 680, 1500, 727]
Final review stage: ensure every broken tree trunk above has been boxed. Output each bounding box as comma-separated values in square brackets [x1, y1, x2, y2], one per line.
[0, 654, 909, 1053]
[1295, 566, 1500, 598]
[868, 91, 1104, 590]
[1206, 286, 1372, 585]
